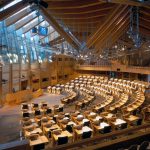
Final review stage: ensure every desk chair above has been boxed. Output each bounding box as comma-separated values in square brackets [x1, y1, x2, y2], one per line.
[81, 103, 85, 109]
[41, 103, 47, 109]
[57, 136, 68, 145]
[117, 123, 128, 130]
[82, 131, 92, 139]
[54, 105, 59, 113]
[66, 124, 73, 133]
[48, 129, 52, 138]
[65, 113, 70, 118]
[23, 112, 30, 118]
[34, 110, 41, 116]
[53, 116, 57, 122]
[59, 107, 63, 112]
[132, 110, 137, 116]
[46, 108, 52, 115]
[100, 126, 111, 134]
[32, 103, 39, 109]
[33, 144, 45, 150]
[22, 104, 29, 110]
[98, 107, 105, 113]
[83, 121, 90, 127]
[131, 118, 142, 126]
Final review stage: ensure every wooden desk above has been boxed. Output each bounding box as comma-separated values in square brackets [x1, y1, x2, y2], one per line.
[90, 116, 103, 122]
[76, 118, 90, 125]
[103, 113, 114, 120]
[52, 131, 73, 145]
[60, 121, 76, 130]
[25, 128, 43, 138]
[93, 122, 109, 133]
[85, 112, 96, 118]
[146, 108, 150, 113]
[72, 114, 83, 122]
[41, 120, 55, 129]
[112, 119, 126, 126]
[22, 118, 36, 125]
[57, 117, 70, 124]
[29, 135, 48, 147]
[94, 104, 105, 112]
[110, 119, 126, 129]
[124, 115, 139, 122]
[74, 126, 93, 140]
[23, 123, 39, 130]
[43, 124, 60, 135]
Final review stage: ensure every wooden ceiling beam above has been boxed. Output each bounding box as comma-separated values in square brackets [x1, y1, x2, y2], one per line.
[140, 10, 150, 17]
[98, 20, 129, 54]
[96, 7, 129, 42]
[6, 6, 31, 27]
[139, 24, 150, 31]
[95, 9, 130, 53]
[95, 21, 129, 55]
[140, 16, 150, 23]
[0, 1, 28, 21]
[139, 19, 150, 29]
[139, 26, 150, 36]
[86, 4, 122, 47]
[40, 7, 81, 50]
[87, 5, 127, 48]
[52, 13, 107, 19]
[62, 22, 98, 27]
[59, 16, 105, 24]
[72, 32, 91, 36]
[67, 26, 96, 32]
[48, 4, 114, 14]
[46, 0, 104, 9]
[48, 9, 109, 19]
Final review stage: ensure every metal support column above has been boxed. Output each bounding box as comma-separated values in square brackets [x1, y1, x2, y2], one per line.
[9, 63, 13, 93]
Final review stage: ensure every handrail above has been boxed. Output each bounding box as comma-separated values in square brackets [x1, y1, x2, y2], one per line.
[75, 64, 150, 74]
[76, 64, 150, 69]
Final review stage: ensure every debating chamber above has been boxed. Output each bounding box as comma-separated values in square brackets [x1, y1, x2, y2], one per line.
[0, 0, 150, 150]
